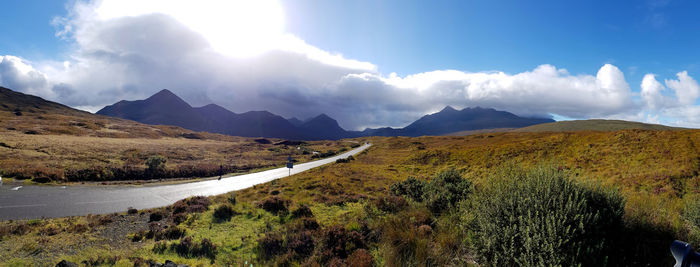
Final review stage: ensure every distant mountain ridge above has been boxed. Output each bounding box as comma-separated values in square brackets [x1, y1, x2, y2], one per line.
[358, 106, 554, 137]
[97, 89, 556, 140]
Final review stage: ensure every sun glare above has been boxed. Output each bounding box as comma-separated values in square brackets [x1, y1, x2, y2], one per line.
[95, 0, 285, 57]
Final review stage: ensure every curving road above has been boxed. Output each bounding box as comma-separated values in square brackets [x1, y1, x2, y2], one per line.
[0, 143, 371, 221]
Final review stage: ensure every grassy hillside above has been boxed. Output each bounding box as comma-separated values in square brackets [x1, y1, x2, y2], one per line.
[0, 87, 353, 183]
[2, 129, 700, 266]
[514, 119, 682, 132]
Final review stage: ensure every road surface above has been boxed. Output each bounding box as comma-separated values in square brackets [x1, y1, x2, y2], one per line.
[0, 143, 370, 220]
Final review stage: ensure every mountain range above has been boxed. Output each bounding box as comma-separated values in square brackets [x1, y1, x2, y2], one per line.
[96, 89, 554, 140]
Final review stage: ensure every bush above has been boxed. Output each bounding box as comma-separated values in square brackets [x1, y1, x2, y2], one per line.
[346, 249, 374, 267]
[288, 230, 315, 258]
[291, 205, 314, 218]
[257, 233, 285, 260]
[423, 168, 471, 214]
[172, 196, 211, 216]
[149, 211, 164, 222]
[152, 242, 167, 253]
[161, 226, 186, 240]
[374, 195, 408, 213]
[321, 225, 365, 260]
[301, 218, 320, 231]
[472, 165, 625, 266]
[379, 209, 436, 266]
[261, 196, 289, 214]
[171, 236, 217, 260]
[227, 194, 237, 206]
[213, 205, 235, 222]
[390, 177, 426, 201]
[145, 155, 167, 177]
[127, 207, 138, 214]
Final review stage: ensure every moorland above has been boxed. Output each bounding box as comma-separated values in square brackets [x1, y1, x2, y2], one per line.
[2, 129, 699, 266]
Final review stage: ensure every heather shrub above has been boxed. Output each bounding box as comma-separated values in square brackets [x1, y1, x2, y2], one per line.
[374, 195, 408, 213]
[321, 225, 365, 260]
[127, 207, 138, 214]
[346, 249, 374, 267]
[291, 205, 314, 218]
[389, 176, 426, 202]
[172, 196, 211, 216]
[301, 218, 320, 231]
[288, 230, 315, 258]
[257, 233, 285, 260]
[213, 205, 236, 222]
[472, 165, 624, 266]
[423, 168, 471, 214]
[261, 196, 289, 214]
[149, 211, 164, 222]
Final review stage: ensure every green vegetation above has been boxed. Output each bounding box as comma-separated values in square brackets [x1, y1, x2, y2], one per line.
[1, 130, 700, 266]
[514, 119, 682, 132]
[471, 165, 625, 266]
[0, 129, 353, 183]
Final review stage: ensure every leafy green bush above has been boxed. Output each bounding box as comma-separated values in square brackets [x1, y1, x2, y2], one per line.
[472, 165, 625, 266]
[145, 155, 167, 173]
[424, 168, 471, 214]
[390, 177, 426, 202]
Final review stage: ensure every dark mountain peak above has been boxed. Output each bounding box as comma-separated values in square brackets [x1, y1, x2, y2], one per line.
[440, 106, 457, 112]
[144, 89, 189, 107]
[300, 113, 347, 140]
[198, 103, 230, 113]
[310, 113, 334, 122]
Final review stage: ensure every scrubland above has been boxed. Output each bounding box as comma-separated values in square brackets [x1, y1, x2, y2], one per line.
[2, 129, 699, 266]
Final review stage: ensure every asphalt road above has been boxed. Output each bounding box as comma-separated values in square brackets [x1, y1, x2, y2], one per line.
[0, 143, 371, 220]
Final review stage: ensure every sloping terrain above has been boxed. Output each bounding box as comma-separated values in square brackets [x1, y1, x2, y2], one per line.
[513, 119, 681, 132]
[0, 86, 352, 183]
[3, 129, 700, 266]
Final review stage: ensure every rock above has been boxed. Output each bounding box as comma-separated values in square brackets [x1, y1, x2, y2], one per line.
[55, 260, 78, 267]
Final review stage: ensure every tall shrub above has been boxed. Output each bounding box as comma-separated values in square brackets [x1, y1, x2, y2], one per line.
[472, 165, 625, 266]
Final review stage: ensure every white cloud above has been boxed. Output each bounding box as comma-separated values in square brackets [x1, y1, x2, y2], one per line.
[641, 74, 671, 110]
[1, 0, 699, 129]
[666, 71, 700, 105]
[0, 56, 51, 97]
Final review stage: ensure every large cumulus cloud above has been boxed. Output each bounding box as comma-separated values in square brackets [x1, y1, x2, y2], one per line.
[0, 0, 698, 129]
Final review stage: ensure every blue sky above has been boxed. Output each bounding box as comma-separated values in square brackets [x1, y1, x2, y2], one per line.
[283, 0, 699, 80]
[1, 0, 699, 129]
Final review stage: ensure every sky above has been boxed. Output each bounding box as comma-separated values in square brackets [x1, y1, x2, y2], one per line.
[1, 0, 700, 130]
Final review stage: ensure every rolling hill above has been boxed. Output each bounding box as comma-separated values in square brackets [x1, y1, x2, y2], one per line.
[512, 119, 682, 132]
[0, 86, 353, 183]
